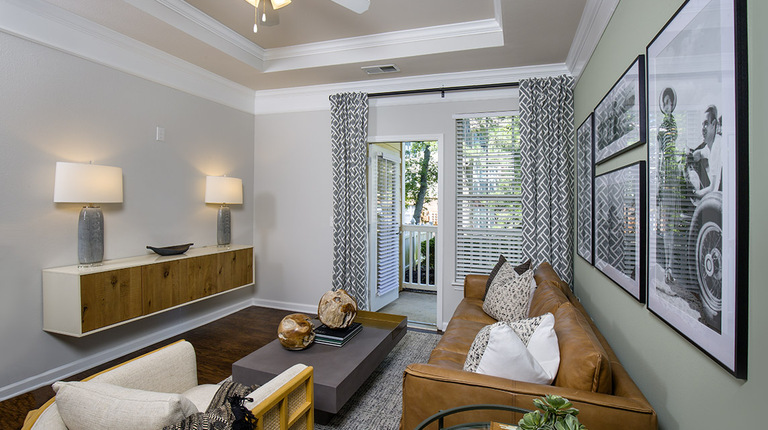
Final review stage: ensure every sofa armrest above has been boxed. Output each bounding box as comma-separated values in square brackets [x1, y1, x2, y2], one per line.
[402, 363, 657, 430]
[248, 364, 314, 430]
[464, 275, 489, 300]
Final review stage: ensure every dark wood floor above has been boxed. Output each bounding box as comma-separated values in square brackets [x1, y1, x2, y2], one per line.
[0, 306, 296, 430]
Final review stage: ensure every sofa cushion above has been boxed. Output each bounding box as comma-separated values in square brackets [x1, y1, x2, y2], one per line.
[450, 298, 498, 325]
[528, 282, 570, 317]
[484, 255, 532, 299]
[483, 265, 535, 322]
[433, 318, 489, 357]
[52, 381, 198, 430]
[552, 303, 613, 394]
[463, 314, 559, 384]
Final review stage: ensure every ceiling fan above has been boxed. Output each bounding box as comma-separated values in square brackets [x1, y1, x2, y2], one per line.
[244, 0, 371, 32]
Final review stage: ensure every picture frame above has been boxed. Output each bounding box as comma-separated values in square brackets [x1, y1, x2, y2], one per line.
[594, 161, 645, 302]
[594, 55, 646, 164]
[646, 0, 748, 378]
[576, 114, 595, 265]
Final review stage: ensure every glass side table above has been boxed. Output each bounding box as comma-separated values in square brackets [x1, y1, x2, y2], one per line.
[413, 404, 530, 430]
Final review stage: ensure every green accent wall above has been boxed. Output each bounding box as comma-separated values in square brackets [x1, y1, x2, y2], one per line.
[573, 0, 765, 428]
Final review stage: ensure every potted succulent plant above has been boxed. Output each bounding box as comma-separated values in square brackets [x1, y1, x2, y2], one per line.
[518, 395, 587, 430]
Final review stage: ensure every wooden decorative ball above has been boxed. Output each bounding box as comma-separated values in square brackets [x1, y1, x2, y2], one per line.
[317, 289, 358, 329]
[277, 313, 315, 350]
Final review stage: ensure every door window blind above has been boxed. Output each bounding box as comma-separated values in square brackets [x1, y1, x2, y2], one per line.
[376, 154, 400, 296]
[455, 113, 523, 281]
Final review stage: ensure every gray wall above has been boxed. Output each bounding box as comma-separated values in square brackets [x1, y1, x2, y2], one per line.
[0, 32, 255, 397]
[252, 94, 516, 326]
[573, 0, 765, 427]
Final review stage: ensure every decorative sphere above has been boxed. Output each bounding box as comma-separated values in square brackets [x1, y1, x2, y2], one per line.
[277, 313, 315, 350]
[317, 289, 358, 329]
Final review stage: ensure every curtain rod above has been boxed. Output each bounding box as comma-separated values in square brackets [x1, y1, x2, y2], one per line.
[367, 82, 519, 99]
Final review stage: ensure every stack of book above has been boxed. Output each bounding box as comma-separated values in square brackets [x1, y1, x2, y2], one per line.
[314, 322, 363, 347]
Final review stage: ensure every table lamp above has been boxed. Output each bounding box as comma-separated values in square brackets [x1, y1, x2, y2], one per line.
[205, 176, 243, 246]
[54, 161, 123, 265]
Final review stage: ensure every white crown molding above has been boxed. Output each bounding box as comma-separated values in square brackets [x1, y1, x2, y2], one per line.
[252, 63, 570, 114]
[566, 0, 620, 82]
[0, 0, 255, 114]
[264, 19, 504, 72]
[127, 0, 265, 69]
[134, 0, 503, 73]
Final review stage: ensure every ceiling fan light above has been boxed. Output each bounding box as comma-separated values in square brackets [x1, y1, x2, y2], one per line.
[256, 0, 279, 26]
[271, 0, 291, 10]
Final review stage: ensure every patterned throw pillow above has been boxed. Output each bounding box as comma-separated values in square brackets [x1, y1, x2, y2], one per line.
[483, 255, 533, 299]
[483, 264, 535, 322]
[463, 323, 496, 372]
[509, 314, 546, 345]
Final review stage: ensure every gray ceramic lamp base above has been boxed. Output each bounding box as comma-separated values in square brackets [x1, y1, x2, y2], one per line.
[78, 206, 104, 265]
[217, 205, 231, 246]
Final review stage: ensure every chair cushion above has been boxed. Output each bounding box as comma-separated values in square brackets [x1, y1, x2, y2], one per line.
[181, 384, 220, 412]
[552, 303, 613, 394]
[52, 381, 198, 430]
[483, 264, 535, 322]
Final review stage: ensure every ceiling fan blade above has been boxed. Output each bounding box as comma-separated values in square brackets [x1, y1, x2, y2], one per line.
[330, 0, 370, 14]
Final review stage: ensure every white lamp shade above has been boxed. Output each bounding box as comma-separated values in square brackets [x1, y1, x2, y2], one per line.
[53, 162, 123, 203]
[243, 0, 291, 9]
[205, 176, 243, 204]
[271, 0, 291, 9]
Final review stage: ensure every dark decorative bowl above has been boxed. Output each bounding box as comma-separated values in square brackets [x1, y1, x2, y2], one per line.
[146, 243, 193, 256]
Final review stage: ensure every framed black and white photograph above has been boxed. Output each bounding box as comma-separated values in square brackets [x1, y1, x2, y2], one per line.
[594, 162, 645, 301]
[646, 0, 748, 378]
[594, 55, 646, 164]
[576, 114, 595, 265]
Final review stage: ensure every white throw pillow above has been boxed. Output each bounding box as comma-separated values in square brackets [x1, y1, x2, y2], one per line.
[483, 264, 535, 322]
[53, 381, 198, 430]
[463, 314, 559, 384]
[476, 323, 551, 383]
[516, 313, 560, 381]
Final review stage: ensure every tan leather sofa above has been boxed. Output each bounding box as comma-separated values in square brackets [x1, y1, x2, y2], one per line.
[401, 262, 657, 430]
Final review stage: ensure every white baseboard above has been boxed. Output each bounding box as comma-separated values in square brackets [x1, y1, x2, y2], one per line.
[0, 299, 253, 401]
[252, 298, 318, 315]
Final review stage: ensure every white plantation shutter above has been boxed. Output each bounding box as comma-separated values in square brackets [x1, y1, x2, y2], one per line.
[375, 154, 400, 296]
[455, 113, 524, 281]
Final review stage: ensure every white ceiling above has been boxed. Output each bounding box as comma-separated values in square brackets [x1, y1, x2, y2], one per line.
[37, 0, 595, 92]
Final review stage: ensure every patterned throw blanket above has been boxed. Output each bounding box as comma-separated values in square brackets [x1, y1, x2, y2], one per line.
[163, 381, 258, 430]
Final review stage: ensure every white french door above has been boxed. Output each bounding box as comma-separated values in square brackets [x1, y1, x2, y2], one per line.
[367, 146, 401, 311]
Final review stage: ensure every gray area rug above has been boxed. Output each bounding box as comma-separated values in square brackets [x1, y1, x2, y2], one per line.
[315, 330, 442, 430]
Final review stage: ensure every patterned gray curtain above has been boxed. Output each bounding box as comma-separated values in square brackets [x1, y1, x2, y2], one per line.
[519, 75, 575, 285]
[330, 92, 370, 310]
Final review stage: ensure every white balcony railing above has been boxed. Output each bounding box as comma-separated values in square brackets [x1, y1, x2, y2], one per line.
[401, 224, 437, 291]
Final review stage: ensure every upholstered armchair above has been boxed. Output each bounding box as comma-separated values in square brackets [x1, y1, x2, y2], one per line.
[22, 340, 314, 430]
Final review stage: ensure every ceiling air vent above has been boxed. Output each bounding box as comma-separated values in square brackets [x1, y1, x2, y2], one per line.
[362, 64, 400, 75]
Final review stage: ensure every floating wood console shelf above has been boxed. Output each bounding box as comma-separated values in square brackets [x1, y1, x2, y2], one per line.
[43, 245, 253, 337]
